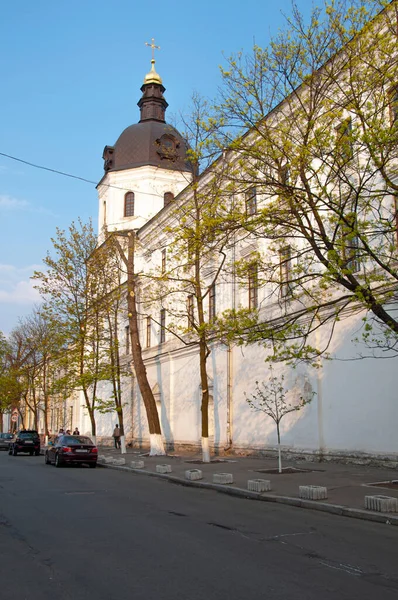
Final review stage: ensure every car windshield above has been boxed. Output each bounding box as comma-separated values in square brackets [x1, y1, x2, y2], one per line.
[19, 432, 38, 439]
[60, 436, 93, 446]
[2, 434, 13, 439]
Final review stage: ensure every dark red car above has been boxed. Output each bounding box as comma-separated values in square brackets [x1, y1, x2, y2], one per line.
[45, 435, 98, 468]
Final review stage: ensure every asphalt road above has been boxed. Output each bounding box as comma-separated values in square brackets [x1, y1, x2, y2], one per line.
[0, 452, 398, 600]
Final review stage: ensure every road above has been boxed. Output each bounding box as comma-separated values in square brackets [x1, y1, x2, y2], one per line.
[0, 452, 397, 600]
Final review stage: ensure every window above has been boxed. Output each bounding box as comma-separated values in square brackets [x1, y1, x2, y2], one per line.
[248, 263, 258, 309]
[342, 214, 360, 273]
[187, 295, 194, 329]
[279, 163, 290, 187]
[124, 192, 135, 217]
[164, 192, 174, 207]
[336, 118, 353, 162]
[187, 236, 194, 263]
[209, 284, 216, 321]
[161, 249, 166, 273]
[103, 201, 107, 226]
[279, 246, 292, 297]
[245, 187, 257, 216]
[146, 317, 151, 348]
[160, 309, 166, 343]
[125, 325, 130, 355]
[389, 86, 398, 124]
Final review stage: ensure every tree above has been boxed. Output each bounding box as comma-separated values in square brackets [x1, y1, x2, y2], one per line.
[92, 238, 131, 452]
[217, 0, 398, 362]
[33, 220, 109, 438]
[109, 230, 166, 456]
[145, 94, 239, 462]
[245, 367, 314, 472]
[0, 332, 14, 431]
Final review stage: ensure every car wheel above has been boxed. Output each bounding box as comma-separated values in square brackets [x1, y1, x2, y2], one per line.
[55, 453, 63, 468]
[35, 450, 40, 456]
[45, 452, 51, 465]
[12, 447, 17, 456]
[89, 463, 97, 469]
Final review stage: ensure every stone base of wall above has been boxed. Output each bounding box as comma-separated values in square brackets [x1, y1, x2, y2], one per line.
[112, 438, 398, 469]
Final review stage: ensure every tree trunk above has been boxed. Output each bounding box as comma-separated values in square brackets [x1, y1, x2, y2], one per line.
[276, 422, 282, 473]
[126, 231, 165, 456]
[199, 335, 210, 463]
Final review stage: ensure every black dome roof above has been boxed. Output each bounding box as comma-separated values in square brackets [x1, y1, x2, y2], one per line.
[109, 121, 192, 173]
[102, 67, 193, 175]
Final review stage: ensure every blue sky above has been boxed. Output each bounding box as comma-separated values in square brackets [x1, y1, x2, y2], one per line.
[0, 0, 311, 334]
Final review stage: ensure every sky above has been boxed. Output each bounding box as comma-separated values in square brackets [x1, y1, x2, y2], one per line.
[0, 0, 312, 335]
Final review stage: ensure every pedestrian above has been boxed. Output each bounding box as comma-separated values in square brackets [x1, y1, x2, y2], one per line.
[73, 427, 80, 435]
[66, 429, 71, 435]
[113, 424, 121, 449]
[58, 428, 65, 437]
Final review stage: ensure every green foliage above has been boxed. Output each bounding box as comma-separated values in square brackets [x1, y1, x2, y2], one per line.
[216, 0, 398, 360]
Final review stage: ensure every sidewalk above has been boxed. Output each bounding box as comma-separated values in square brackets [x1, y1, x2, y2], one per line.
[97, 446, 398, 525]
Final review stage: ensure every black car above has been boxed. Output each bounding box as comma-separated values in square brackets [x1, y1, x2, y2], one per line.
[45, 435, 98, 468]
[9, 430, 40, 456]
[0, 433, 13, 450]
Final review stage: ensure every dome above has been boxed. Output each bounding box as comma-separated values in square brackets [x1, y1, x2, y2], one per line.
[101, 60, 193, 175]
[109, 120, 192, 173]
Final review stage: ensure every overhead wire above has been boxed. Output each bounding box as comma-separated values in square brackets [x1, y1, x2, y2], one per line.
[0, 151, 176, 198]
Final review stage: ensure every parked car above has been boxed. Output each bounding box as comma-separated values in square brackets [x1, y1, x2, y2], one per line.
[45, 435, 98, 468]
[8, 430, 40, 456]
[0, 433, 14, 451]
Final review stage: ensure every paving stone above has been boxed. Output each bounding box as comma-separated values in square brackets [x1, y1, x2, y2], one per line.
[364, 495, 398, 513]
[213, 473, 234, 484]
[130, 460, 145, 469]
[299, 485, 328, 500]
[185, 469, 203, 481]
[248, 479, 272, 492]
[156, 464, 172, 474]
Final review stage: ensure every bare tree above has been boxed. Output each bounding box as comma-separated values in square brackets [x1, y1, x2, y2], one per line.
[245, 367, 314, 472]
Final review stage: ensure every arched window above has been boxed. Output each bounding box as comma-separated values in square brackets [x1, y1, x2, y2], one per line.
[124, 192, 135, 217]
[164, 192, 174, 207]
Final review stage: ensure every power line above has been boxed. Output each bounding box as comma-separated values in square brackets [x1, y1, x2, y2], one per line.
[0, 151, 172, 197]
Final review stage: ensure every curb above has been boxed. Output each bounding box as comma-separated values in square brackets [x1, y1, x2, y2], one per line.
[98, 462, 398, 526]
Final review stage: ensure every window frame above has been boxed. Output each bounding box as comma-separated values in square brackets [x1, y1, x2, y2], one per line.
[187, 295, 194, 329]
[245, 187, 257, 216]
[279, 246, 293, 298]
[209, 283, 216, 321]
[248, 263, 258, 309]
[124, 192, 135, 218]
[161, 249, 166, 274]
[164, 192, 174, 207]
[160, 309, 166, 343]
[146, 317, 151, 348]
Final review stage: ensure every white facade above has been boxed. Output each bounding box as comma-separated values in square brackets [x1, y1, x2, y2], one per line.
[77, 25, 398, 464]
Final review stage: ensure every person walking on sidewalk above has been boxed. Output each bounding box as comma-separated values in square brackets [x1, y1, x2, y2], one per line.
[113, 424, 121, 449]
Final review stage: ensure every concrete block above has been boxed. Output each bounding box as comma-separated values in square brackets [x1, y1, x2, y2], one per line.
[156, 464, 172, 474]
[112, 458, 126, 466]
[98, 455, 107, 462]
[299, 485, 328, 500]
[130, 460, 145, 469]
[213, 473, 234, 484]
[248, 479, 272, 492]
[185, 469, 203, 481]
[365, 495, 398, 513]
[104, 456, 115, 463]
